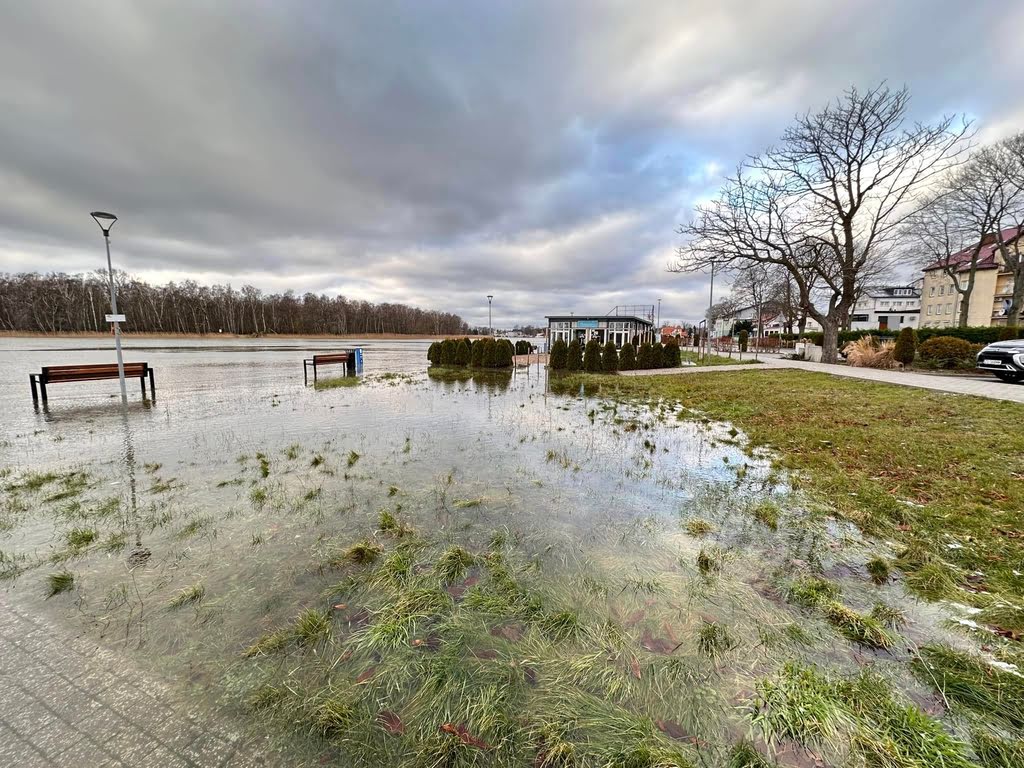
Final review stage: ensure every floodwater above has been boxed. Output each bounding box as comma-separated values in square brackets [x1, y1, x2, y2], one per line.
[0, 337, 982, 767]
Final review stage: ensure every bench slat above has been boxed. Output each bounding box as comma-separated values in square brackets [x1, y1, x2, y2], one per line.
[40, 363, 149, 383]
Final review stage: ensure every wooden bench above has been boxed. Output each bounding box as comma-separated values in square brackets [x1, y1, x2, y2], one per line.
[30, 362, 155, 405]
[303, 351, 357, 384]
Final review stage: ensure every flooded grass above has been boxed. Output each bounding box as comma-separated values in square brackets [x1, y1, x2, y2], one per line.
[1, 361, 1022, 765]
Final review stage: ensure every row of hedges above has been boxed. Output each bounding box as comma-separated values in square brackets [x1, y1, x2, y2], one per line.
[549, 338, 682, 372]
[801, 325, 1022, 348]
[427, 337, 514, 368]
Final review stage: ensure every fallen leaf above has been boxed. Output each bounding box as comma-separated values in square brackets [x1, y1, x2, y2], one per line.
[356, 666, 377, 684]
[640, 628, 675, 655]
[440, 723, 489, 749]
[490, 622, 526, 642]
[377, 710, 404, 734]
[630, 657, 642, 679]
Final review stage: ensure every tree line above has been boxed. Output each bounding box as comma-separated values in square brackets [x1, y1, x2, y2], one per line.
[0, 271, 468, 336]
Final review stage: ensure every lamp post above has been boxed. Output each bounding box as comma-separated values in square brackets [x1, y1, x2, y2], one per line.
[657, 298, 661, 329]
[91, 211, 127, 404]
[487, 295, 493, 337]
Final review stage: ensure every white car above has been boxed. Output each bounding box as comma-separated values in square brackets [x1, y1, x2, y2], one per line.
[976, 340, 1024, 384]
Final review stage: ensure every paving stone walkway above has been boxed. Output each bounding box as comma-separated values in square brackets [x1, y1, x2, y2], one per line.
[0, 590, 269, 768]
[621, 355, 1024, 404]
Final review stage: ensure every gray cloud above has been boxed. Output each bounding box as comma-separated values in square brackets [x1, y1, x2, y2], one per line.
[2, 0, 1022, 328]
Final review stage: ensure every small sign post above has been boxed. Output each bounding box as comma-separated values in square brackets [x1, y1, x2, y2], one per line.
[105, 314, 127, 323]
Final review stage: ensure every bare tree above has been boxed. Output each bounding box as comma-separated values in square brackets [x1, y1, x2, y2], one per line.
[907, 140, 1024, 326]
[988, 133, 1024, 325]
[674, 84, 969, 362]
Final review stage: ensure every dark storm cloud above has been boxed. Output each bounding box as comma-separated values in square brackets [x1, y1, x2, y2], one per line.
[1, 0, 1022, 327]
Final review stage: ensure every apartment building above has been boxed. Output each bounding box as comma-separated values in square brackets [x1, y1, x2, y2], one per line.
[850, 285, 921, 331]
[920, 227, 1021, 328]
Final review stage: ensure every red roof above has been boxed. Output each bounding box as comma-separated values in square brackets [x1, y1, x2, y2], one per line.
[923, 226, 1023, 273]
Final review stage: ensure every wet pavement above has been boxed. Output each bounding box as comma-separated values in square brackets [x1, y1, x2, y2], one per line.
[0, 590, 269, 768]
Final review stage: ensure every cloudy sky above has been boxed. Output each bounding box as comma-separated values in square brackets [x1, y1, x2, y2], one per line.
[2, 1, 1023, 328]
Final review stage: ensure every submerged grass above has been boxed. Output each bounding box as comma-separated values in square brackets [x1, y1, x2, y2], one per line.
[168, 582, 205, 609]
[551, 371, 1024, 607]
[45, 570, 74, 598]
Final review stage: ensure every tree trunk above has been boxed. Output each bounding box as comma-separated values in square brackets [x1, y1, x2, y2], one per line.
[1007, 274, 1024, 327]
[820, 319, 840, 364]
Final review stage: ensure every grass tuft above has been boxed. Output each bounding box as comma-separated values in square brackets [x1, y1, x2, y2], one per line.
[168, 582, 205, 609]
[751, 500, 780, 530]
[45, 570, 75, 598]
[435, 546, 476, 583]
[685, 518, 713, 537]
[866, 556, 891, 585]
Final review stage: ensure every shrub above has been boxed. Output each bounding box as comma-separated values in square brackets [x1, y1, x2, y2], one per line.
[619, 342, 636, 370]
[549, 338, 568, 370]
[918, 336, 975, 368]
[636, 342, 654, 369]
[917, 325, 1022, 345]
[662, 338, 681, 367]
[651, 342, 664, 368]
[583, 339, 603, 372]
[470, 338, 485, 367]
[515, 340, 531, 355]
[893, 327, 917, 366]
[427, 342, 440, 365]
[844, 336, 896, 369]
[602, 341, 618, 372]
[566, 339, 582, 371]
[480, 338, 498, 368]
[496, 339, 515, 367]
[738, 330, 749, 352]
[439, 339, 457, 366]
[454, 338, 472, 366]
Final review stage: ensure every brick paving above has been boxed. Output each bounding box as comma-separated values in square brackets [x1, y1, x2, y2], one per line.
[621, 355, 1024, 404]
[0, 590, 272, 768]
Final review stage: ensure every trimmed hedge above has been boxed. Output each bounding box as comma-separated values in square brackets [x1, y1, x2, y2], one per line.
[619, 343, 636, 371]
[893, 328, 917, 366]
[602, 341, 618, 372]
[566, 339, 583, 371]
[805, 325, 1023, 349]
[583, 339, 603, 372]
[918, 336, 976, 368]
[662, 339, 681, 368]
[549, 338, 568, 370]
[428, 337, 511, 369]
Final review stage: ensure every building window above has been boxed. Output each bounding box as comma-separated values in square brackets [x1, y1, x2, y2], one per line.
[930, 286, 935, 297]
[939, 286, 944, 296]
[945, 302, 952, 315]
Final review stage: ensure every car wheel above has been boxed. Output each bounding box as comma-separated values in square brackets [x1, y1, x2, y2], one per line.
[994, 372, 1023, 384]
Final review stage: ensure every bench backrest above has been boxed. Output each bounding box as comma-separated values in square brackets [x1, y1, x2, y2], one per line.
[312, 353, 352, 365]
[42, 363, 149, 383]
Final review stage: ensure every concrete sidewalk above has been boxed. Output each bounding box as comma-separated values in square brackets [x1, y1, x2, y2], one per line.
[621, 355, 1024, 404]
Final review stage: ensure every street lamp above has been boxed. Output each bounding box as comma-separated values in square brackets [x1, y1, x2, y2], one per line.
[487, 295, 493, 337]
[657, 298, 661, 329]
[91, 211, 128, 404]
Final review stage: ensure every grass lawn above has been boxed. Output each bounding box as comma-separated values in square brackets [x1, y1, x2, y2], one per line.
[679, 350, 762, 366]
[558, 368, 1024, 611]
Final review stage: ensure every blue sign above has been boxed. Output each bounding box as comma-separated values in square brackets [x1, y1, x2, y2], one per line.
[576, 320, 599, 328]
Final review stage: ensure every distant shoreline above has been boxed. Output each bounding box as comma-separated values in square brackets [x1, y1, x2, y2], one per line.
[0, 331, 478, 341]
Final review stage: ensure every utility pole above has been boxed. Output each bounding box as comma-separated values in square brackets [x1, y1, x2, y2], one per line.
[91, 211, 127, 404]
[487, 295, 493, 336]
[706, 261, 716, 359]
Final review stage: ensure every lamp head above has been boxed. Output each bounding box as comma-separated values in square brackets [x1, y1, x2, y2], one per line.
[91, 211, 117, 235]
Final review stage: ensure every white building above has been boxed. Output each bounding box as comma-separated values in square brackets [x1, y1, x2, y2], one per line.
[850, 285, 921, 332]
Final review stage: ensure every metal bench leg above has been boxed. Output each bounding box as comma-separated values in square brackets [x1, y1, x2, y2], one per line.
[140, 375, 146, 396]
[149, 369, 155, 397]
[39, 379, 47, 404]
[303, 360, 309, 386]
[30, 375, 38, 406]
